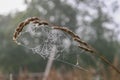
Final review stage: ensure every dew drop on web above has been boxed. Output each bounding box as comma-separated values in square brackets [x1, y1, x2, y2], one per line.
[15, 21, 93, 71]
[17, 22, 71, 59]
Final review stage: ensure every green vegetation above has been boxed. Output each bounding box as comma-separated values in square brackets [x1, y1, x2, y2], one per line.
[0, 0, 119, 73]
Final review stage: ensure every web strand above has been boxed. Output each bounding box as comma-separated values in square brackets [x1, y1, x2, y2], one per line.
[13, 17, 120, 74]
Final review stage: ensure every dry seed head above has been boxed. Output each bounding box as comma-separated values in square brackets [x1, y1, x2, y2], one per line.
[13, 17, 41, 42]
[13, 17, 120, 74]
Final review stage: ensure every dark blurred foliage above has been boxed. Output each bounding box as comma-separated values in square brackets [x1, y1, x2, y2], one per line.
[0, 0, 120, 73]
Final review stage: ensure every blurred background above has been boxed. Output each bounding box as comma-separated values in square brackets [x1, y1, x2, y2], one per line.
[0, 0, 120, 80]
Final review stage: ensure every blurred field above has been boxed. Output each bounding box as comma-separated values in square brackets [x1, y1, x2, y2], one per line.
[0, 55, 119, 80]
[0, 0, 120, 80]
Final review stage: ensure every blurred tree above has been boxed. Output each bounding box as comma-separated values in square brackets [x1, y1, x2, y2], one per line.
[0, 0, 78, 72]
[74, 0, 120, 65]
[0, 0, 119, 72]
[24, 0, 77, 30]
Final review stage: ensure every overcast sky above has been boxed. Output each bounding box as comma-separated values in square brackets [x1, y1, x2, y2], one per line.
[0, 0, 119, 22]
[0, 0, 27, 15]
[0, 0, 120, 39]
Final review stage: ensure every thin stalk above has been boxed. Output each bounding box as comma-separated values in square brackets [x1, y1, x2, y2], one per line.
[13, 17, 120, 74]
[42, 45, 56, 80]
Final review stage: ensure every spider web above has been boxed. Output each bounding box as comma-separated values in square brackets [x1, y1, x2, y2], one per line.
[16, 22, 96, 71]
[13, 17, 120, 74]
[17, 22, 69, 58]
